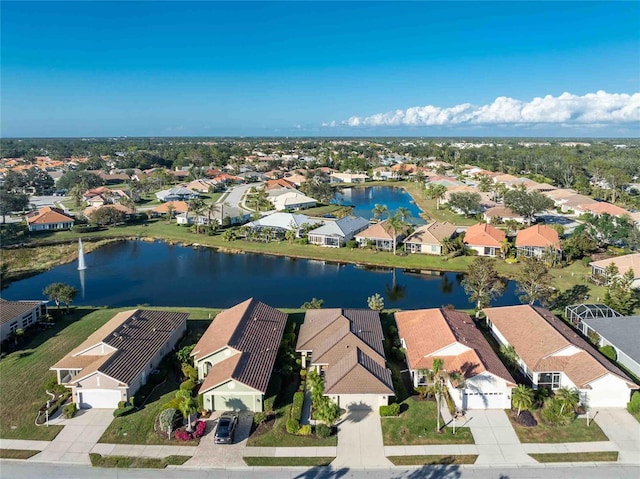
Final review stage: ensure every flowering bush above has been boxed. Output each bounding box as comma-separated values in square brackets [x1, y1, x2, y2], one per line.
[192, 421, 206, 438]
[174, 429, 191, 441]
[175, 421, 206, 441]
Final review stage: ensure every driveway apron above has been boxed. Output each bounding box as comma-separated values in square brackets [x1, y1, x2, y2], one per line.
[30, 408, 114, 464]
[333, 406, 391, 468]
[592, 408, 640, 464]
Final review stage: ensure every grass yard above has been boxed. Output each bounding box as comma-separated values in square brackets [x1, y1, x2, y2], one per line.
[299, 204, 348, 217]
[381, 397, 474, 445]
[0, 307, 118, 440]
[89, 453, 191, 468]
[508, 411, 609, 443]
[0, 449, 40, 459]
[529, 452, 618, 463]
[243, 457, 335, 467]
[387, 455, 478, 466]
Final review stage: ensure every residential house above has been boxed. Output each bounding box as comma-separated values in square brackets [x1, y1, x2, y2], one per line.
[329, 172, 369, 184]
[184, 179, 218, 193]
[403, 221, 457, 255]
[515, 224, 561, 260]
[396, 308, 516, 410]
[247, 212, 321, 236]
[483, 206, 527, 224]
[372, 167, 397, 181]
[51, 310, 188, 408]
[589, 253, 640, 289]
[308, 216, 370, 248]
[463, 223, 505, 257]
[264, 178, 296, 190]
[26, 207, 74, 232]
[483, 305, 636, 408]
[574, 202, 630, 218]
[267, 188, 317, 211]
[296, 308, 393, 410]
[155, 187, 200, 202]
[150, 201, 189, 217]
[191, 298, 287, 412]
[0, 299, 47, 343]
[283, 173, 307, 187]
[579, 316, 640, 377]
[83, 203, 134, 220]
[354, 220, 408, 252]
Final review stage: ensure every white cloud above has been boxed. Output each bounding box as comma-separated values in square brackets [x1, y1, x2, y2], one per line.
[327, 91, 640, 128]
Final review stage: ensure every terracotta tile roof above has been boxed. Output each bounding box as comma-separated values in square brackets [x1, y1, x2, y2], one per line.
[51, 310, 188, 386]
[590, 253, 640, 278]
[0, 299, 43, 326]
[151, 201, 189, 214]
[483, 305, 634, 388]
[324, 348, 394, 395]
[193, 299, 287, 393]
[403, 222, 456, 245]
[515, 224, 560, 249]
[265, 179, 296, 190]
[578, 202, 629, 217]
[355, 220, 407, 241]
[26, 207, 74, 226]
[464, 223, 505, 247]
[483, 206, 523, 219]
[395, 309, 515, 385]
[83, 204, 134, 217]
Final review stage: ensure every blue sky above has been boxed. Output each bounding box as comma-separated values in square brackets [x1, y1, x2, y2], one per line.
[1, 1, 638, 137]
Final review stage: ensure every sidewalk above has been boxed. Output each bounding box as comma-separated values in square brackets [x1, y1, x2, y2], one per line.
[91, 443, 197, 459]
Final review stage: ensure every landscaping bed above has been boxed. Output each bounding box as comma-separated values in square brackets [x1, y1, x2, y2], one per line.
[387, 455, 478, 465]
[507, 410, 608, 443]
[381, 397, 474, 445]
[529, 452, 618, 463]
[89, 453, 191, 468]
[243, 457, 335, 467]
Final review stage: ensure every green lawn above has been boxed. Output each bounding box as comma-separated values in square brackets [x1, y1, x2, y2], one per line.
[0, 308, 117, 440]
[243, 457, 335, 467]
[302, 204, 350, 217]
[381, 397, 474, 445]
[508, 410, 609, 443]
[529, 452, 618, 463]
[387, 455, 478, 466]
[0, 449, 40, 459]
[89, 453, 191, 468]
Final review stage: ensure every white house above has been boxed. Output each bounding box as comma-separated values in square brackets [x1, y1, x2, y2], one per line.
[0, 299, 48, 343]
[267, 188, 317, 211]
[155, 187, 200, 202]
[483, 305, 636, 408]
[329, 172, 369, 184]
[308, 216, 370, 248]
[580, 316, 640, 378]
[395, 308, 515, 410]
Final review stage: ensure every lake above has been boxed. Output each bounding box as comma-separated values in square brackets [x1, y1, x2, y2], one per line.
[332, 186, 426, 224]
[2, 240, 521, 310]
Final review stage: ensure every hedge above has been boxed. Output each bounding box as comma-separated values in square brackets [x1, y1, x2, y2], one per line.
[315, 423, 331, 438]
[62, 402, 77, 419]
[180, 379, 196, 392]
[297, 424, 312, 436]
[286, 417, 300, 434]
[599, 345, 617, 361]
[379, 403, 400, 417]
[113, 405, 136, 418]
[628, 392, 640, 414]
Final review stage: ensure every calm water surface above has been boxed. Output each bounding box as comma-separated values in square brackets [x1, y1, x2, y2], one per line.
[333, 186, 425, 224]
[3, 240, 520, 309]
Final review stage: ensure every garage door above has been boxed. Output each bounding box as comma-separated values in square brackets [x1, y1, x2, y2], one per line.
[78, 389, 121, 409]
[213, 394, 255, 412]
[462, 391, 506, 410]
[337, 394, 383, 411]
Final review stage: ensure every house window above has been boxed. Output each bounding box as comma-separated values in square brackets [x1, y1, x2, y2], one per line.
[9, 321, 18, 333]
[431, 245, 438, 253]
[538, 372, 561, 389]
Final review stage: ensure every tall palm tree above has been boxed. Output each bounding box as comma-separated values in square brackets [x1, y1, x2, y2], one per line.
[188, 198, 205, 234]
[397, 207, 412, 223]
[432, 358, 445, 432]
[386, 213, 406, 256]
[428, 184, 447, 210]
[555, 387, 580, 414]
[511, 384, 534, 417]
[372, 203, 389, 221]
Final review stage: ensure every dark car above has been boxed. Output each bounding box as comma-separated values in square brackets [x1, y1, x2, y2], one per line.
[214, 412, 238, 444]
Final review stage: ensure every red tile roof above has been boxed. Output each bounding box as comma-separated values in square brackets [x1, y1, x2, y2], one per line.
[515, 224, 560, 249]
[464, 223, 505, 247]
[26, 207, 74, 226]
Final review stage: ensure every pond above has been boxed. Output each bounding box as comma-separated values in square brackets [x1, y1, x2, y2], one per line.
[332, 186, 426, 224]
[2, 240, 521, 310]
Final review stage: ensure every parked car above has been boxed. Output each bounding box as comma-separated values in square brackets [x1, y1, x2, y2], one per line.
[214, 412, 238, 444]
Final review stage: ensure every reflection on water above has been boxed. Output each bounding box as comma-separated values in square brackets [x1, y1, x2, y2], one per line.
[3, 240, 520, 309]
[332, 186, 425, 224]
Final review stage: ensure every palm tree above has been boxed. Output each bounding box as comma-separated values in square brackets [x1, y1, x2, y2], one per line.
[386, 213, 406, 255]
[500, 238, 511, 259]
[432, 358, 446, 432]
[176, 389, 197, 432]
[511, 384, 534, 417]
[188, 198, 205, 234]
[427, 184, 447, 210]
[397, 207, 412, 223]
[555, 387, 580, 414]
[372, 204, 389, 221]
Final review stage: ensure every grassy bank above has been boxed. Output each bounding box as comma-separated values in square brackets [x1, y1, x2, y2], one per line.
[243, 457, 335, 467]
[387, 455, 478, 465]
[528, 451, 618, 463]
[89, 453, 191, 468]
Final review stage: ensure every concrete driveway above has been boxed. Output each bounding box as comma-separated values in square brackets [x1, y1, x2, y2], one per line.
[460, 409, 534, 464]
[333, 405, 391, 468]
[183, 411, 253, 467]
[592, 408, 640, 464]
[31, 408, 114, 464]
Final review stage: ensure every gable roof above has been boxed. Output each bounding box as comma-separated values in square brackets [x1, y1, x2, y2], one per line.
[26, 207, 74, 225]
[577, 202, 629, 217]
[403, 222, 456, 245]
[483, 305, 634, 388]
[395, 308, 515, 385]
[248, 212, 320, 230]
[193, 298, 287, 393]
[582, 316, 640, 365]
[483, 206, 523, 219]
[324, 348, 394, 395]
[151, 201, 189, 214]
[308, 216, 370, 238]
[355, 220, 407, 241]
[515, 224, 560, 249]
[52, 310, 188, 386]
[464, 223, 505, 247]
[590, 253, 640, 278]
[0, 299, 43, 326]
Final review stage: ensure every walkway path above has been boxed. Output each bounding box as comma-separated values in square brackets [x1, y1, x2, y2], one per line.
[333, 406, 392, 468]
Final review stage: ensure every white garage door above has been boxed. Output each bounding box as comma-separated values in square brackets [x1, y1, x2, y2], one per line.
[78, 389, 121, 409]
[462, 391, 506, 410]
[338, 394, 384, 411]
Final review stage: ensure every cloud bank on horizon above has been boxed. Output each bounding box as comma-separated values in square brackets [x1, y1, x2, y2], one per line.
[323, 91, 640, 129]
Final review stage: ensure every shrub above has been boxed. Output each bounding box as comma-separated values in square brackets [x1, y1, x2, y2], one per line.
[253, 412, 266, 425]
[300, 370, 307, 380]
[627, 392, 640, 414]
[540, 398, 573, 426]
[163, 397, 182, 411]
[181, 363, 198, 382]
[599, 345, 617, 361]
[315, 423, 331, 438]
[515, 410, 537, 427]
[175, 429, 191, 441]
[158, 408, 176, 435]
[192, 420, 206, 438]
[379, 403, 400, 417]
[345, 240, 357, 249]
[197, 394, 204, 412]
[297, 424, 312, 436]
[113, 405, 135, 418]
[293, 391, 304, 409]
[44, 376, 68, 396]
[286, 417, 300, 434]
[180, 379, 196, 392]
[118, 400, 127, 409]
[62, 402, 77, 419]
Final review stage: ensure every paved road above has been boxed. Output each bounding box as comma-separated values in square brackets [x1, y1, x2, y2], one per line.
[1, 462, 639, 479]
[223, 183, 260, 211]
